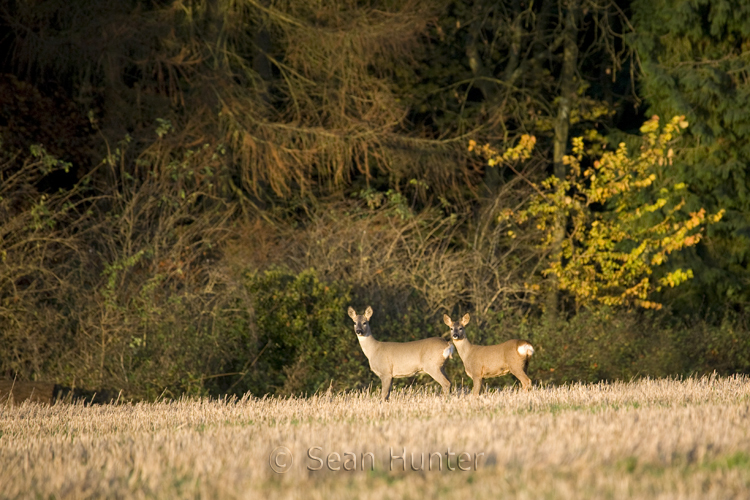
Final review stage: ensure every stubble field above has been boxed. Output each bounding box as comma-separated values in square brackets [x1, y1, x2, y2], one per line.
[2, 376, 750, 499]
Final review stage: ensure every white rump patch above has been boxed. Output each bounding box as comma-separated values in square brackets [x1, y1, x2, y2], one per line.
[517, 344, 535, 357]
[443, 344, 455, 359]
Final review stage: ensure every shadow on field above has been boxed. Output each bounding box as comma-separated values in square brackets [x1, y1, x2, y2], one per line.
[0, 380, 120, 406]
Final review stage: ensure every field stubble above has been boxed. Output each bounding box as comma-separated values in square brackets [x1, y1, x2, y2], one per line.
[1, 376, 750, 499]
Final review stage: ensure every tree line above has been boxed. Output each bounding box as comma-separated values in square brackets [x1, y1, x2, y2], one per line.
[1, 0, 749, 399]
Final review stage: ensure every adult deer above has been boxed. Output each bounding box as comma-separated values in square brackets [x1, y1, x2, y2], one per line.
[444, 313, 534, 395]
[348, 306, 454, 401]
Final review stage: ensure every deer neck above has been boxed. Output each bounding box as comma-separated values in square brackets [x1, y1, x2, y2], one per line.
[452, 336, 474, 360]
[356, 328, 381, 359]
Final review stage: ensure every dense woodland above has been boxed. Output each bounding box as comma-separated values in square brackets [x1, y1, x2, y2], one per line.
[1, 0, 749, 399]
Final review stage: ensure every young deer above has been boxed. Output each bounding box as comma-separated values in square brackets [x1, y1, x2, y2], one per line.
[444, 313, 534, 395]
[348, 306, 455, 401]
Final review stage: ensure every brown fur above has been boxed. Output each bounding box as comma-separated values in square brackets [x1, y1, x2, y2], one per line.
[349, 306, 453, 401]
[444, 313, 533, 395]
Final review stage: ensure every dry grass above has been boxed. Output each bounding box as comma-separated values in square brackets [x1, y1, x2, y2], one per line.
[2, 376, 750, 499]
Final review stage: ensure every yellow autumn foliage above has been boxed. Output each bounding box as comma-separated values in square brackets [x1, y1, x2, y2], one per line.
[473, 116, 725, 309]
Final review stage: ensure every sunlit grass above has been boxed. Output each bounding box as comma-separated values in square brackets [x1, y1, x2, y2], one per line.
[2, 376, 750, 498]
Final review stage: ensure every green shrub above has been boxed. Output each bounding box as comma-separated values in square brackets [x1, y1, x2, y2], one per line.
[668, 311, 750, 376]
[240, 268, 367, 396]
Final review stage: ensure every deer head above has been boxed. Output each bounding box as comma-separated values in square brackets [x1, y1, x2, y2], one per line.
[443, 313, 470, 341]
[347, 306, 373, 338]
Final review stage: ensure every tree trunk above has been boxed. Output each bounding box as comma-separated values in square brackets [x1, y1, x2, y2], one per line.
[547, 0, 579, 321]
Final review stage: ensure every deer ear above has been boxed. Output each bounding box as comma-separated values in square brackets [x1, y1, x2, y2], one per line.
[443, 314, 452, 327]
[347, 307, 357, 320]
[364, 306, 373, 320]
[460, 313, 470, 326]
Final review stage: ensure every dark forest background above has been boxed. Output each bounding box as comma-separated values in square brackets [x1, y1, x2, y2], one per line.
[1, 0, 749, 399]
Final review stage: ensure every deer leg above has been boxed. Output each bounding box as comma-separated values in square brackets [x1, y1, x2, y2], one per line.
[440, 366, 452, 395]
[471, 376, 483, 396]
[425, 366, 452, 395]
[380, 375, 393, 401]
[510, 367, 532, 390]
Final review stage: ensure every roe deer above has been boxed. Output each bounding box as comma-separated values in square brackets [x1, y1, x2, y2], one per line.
[444, 313, 534, 395]
[348, 306, 454, 401]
